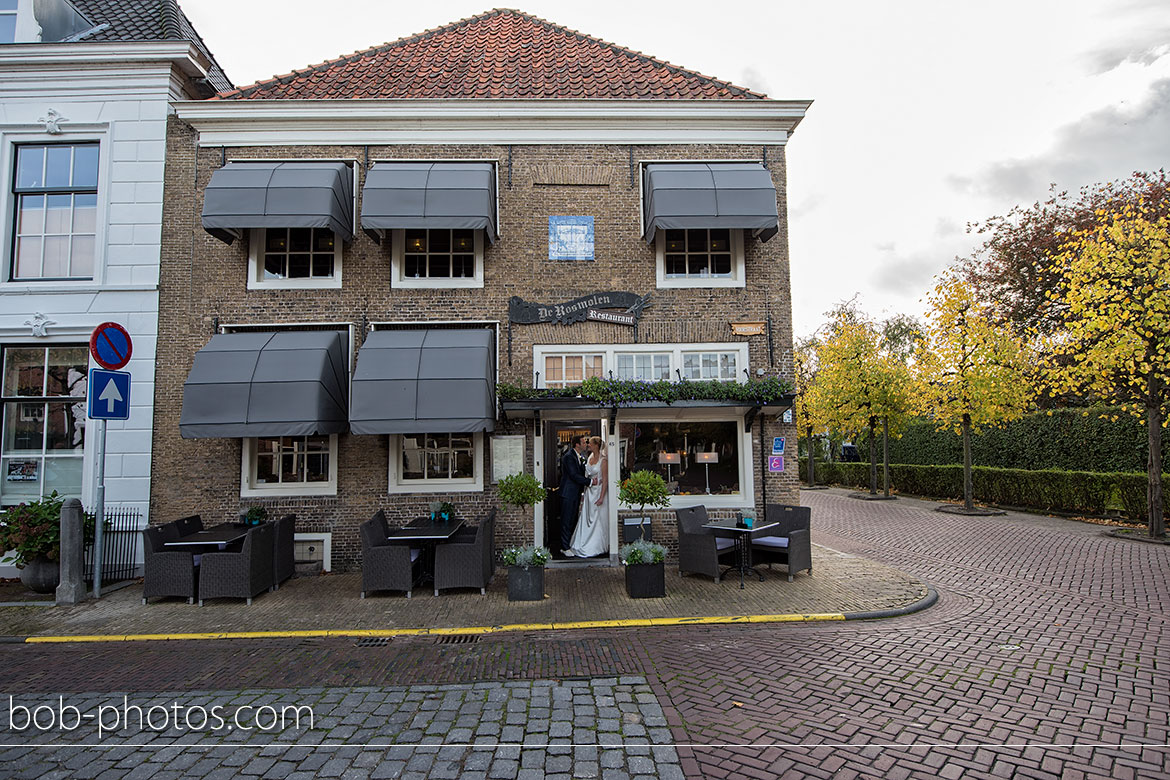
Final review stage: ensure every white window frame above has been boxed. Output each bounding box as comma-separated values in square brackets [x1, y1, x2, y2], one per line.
[2, 134, 109, 287]
[534, 343, 750, 388]
[247, 227, 344, 290]
[539, 351, 605, 389]
[240, 434, 339, 498]
[655, 228, 744, 289]
[680, 349, 742, 381]
[388, 430, 485, 494]
[390, 228, 485, 289]
[615, 351, 672, 381]
[0, 343, 89, 506]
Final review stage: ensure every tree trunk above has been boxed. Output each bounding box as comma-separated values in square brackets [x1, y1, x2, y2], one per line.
[868, 416, 878, 495]
[806, 425, 816, 487]
[882, 416, 890, 498]
[1147, 375, 1165, 537]
[962, 413, 974, 511]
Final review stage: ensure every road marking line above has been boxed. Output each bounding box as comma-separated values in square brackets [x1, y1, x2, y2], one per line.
[23, 613, 846, 643]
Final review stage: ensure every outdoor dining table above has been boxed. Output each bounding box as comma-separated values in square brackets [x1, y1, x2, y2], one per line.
[702, 517, 780, 589]
[163, 523, 250, 548]
[389, 517, 466, 585]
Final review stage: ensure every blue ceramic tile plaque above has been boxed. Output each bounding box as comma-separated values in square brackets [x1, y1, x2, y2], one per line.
[548, 216, 594, 261]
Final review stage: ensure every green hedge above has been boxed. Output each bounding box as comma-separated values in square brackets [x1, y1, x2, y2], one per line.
[799, 458, 1166, 521]
[877, 407, 1169, 473]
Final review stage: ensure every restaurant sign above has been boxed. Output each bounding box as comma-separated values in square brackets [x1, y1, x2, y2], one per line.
[509, 292, 652, 326]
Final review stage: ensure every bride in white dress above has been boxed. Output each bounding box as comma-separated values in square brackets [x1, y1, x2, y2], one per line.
[568, 436, 608, 558]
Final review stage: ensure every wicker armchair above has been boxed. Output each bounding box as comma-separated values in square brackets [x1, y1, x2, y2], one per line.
[272, 514, 296, 590]
[198, 523, 274, 606]
[360, 511, 419, 599]
[141, 526, 198, 604]
[751, 504, 813, 581]
[433, 509, 496, 596]
[175, 514, 203, 537]
[676, 505, 736, 582]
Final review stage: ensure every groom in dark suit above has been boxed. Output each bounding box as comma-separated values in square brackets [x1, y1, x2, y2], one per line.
[559, 435, 591, 553]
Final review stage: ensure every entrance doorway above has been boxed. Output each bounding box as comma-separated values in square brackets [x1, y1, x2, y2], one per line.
[542, 419, 601, 561]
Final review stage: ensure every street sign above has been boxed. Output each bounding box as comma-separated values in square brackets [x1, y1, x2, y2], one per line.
[89, 322, 133, 370]
[772, 437, 785, 455]
[87, 369, 131, 420]
[768, 455, 785, 473]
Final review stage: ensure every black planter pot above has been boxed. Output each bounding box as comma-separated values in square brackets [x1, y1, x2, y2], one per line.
[19, 556, 60, 594]
[624, 562, 665, 599]
[507, 565, 545, 601]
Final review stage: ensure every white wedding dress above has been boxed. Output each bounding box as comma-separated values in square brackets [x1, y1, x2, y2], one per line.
[569, 456, 608, 558]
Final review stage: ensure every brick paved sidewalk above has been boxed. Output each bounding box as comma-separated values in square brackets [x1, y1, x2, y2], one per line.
[0, 543, 928, 639]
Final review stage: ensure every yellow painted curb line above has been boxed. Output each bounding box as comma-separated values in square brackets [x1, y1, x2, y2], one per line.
[23, 612, 845, 644]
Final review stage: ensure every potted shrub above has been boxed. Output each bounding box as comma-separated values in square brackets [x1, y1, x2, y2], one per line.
[0, 491, 67, 593]
[619, 539, 667, 598]
[240, 506, 267, 526]
[617, 470, 672, 541]
[500, 545, 550, 601]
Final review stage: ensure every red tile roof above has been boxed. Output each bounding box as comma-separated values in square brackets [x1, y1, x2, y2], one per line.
[216, 8, 766, 101]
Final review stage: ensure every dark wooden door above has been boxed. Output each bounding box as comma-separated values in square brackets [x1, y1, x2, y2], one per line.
[543, 419, 600, 558]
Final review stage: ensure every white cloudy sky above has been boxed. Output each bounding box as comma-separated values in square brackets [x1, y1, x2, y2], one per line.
[180, 0, 1170, 338]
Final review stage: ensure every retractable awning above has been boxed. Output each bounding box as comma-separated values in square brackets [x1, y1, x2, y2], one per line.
[360, 161, 498, 244]
[202, 161, 355, 244]
[180, 331, 349, 438]
[642, 162, 779, 244]
[350, 328, 496, 435]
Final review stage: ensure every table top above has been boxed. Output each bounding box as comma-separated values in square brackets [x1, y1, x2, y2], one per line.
[390, 517, 466, 541]
[702, 518, 779, 538]
[164, 523, 251, 547]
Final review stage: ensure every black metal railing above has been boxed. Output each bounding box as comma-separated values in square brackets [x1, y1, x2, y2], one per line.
[84, 506, 141, 585]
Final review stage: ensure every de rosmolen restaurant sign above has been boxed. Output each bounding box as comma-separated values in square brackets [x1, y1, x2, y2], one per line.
[508, 292, 652, 326]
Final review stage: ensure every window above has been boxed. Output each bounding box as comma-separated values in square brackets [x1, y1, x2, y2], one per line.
[241, 435, 337, 497]
[543, 353, 604, 389]
[11, 143, 99, 280]
[617, 421, 741, 497]
[389, 431, 483, 493]
[534, 344, 749, 389]
[1, 346, 87, 505]
[0, 1, 15, 43]
[616, 353, 671, 381]
[392, 229, 484, 288]
[683, 351, 739, 380]
[248, 228, 342, 289]
[656, 228, 744, 289]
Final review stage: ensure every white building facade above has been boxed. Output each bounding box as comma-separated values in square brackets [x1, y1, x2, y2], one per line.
[0, 0, 229, 573]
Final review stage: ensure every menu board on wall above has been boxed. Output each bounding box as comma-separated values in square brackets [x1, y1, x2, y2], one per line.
[491, 435, 526, 483]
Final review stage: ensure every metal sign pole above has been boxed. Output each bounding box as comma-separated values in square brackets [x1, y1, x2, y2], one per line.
[92, 418, 106, 598]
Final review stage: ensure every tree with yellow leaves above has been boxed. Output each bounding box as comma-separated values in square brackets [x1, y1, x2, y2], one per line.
[916, 270, 1034, 512]
[813, 316, 915, 497]
[1044, 202, 1169, 537]
[795, 336, 828, 488]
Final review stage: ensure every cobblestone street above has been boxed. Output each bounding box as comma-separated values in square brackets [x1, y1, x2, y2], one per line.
[1, 488, 1167, 778]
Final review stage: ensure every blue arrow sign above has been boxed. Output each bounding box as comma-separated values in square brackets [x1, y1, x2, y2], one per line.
[88, 369, 131, 420]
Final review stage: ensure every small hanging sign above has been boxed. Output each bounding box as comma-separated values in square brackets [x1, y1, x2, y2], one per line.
[730, 321, 766, 336]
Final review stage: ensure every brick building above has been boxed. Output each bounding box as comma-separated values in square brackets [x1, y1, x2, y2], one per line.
[154, 9, 810, 570]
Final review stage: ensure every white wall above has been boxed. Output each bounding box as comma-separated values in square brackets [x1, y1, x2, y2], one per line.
[0, 58, 191, 575]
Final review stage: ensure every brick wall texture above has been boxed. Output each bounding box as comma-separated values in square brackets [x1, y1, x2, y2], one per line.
[152, 116, 799, 569]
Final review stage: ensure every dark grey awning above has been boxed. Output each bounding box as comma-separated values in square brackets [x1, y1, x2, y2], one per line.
[642, 162, 779, 244]
[180, 331, 349, 438]
[202, 161, 355, 245]
[361, 162, 498, 244]
[350, 329, 496, 435]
